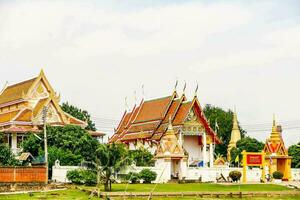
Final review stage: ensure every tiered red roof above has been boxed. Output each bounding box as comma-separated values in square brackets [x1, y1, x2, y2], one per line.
[109, 91, 221, 144]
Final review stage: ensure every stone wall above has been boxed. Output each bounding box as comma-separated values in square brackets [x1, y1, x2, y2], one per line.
[0, 167, 46, 183]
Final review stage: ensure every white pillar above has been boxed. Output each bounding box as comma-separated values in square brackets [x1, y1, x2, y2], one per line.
[202, 132, 207, 167]
[11, 133, 17, 154]
[209, 143, 214, 168]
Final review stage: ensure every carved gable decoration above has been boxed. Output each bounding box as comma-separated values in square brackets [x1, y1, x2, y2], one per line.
[182, 109, 204, 136]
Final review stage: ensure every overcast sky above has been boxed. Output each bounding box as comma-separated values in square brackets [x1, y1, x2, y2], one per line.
[0, 0, 299, 146]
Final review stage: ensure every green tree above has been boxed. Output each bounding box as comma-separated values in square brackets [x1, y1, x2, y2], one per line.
[230, 136, 264, 165]
[203, 104, 245, 157]
[129, 149, 154, 166]
[22, 125, 99, 165]
[96, 143, 131, 191]
[288, 143, 300, 168]
[0, 133, 18, 166]
[61, 102, 96, 131]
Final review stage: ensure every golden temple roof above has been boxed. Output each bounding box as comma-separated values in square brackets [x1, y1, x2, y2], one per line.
[0, 78, 36, 105]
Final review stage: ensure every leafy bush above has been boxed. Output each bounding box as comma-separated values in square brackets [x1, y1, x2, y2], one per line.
[0, 143, 19, 166]
[129, 149, 154, 166]
[229, 171, 242, 182]
[126, 172, 140, 184]
[139, 169, 157, 183]
[67, 169, 96, 185]
[273, 171, 283, 180]
[82, 170, 97, 186]
[67, 169, 83, 184]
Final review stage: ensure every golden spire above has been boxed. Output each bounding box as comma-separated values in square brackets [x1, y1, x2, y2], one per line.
[227, 108, 241, 161]
[272, 114, 277, 133]
[270, 114, 281, 142]
[166, 116, 174, 135]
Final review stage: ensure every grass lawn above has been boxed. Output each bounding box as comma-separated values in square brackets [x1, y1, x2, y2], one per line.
[0, 189, 299, 200]
[0, 189, 97, 200]
[0, 184, 299, 200]
[85, 183, 294, 193]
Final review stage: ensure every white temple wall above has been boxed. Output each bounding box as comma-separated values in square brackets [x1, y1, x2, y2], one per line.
[291, 169, 300, 181]
[183, 136, 202, 161]
[52, 165, 84, 183]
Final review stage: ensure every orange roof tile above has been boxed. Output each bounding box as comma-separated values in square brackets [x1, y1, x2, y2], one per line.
[133, 96, 172, 123]
[162, 98, 181, 123]
[0, 78, 36, 105]
[127, 121, 160, 133]
[173, 101, 192, 125]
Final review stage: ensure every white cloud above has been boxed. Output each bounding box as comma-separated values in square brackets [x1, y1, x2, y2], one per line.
[0, 0, 299, 145]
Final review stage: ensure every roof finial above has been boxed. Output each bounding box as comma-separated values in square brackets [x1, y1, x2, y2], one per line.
[194, 81, 199, 97]
[272, 114, 277, 133]
[174, 78, 178, 92]
[134, 90, 137, 105]
[125, 97, 129, 111]
[141, 84, 145, 99]
[183, 80, 187, 94]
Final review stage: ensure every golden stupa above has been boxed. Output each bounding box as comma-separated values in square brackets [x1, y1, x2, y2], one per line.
[227, 110, 241, 161]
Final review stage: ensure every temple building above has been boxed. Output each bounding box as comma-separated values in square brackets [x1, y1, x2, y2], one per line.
[263, 116, 292, 181]
[0, 70, 104, 154]
[227, 110, 241, 161]
[109, 90, 221, 167]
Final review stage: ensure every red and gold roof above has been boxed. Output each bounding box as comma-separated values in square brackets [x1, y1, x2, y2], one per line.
[109, 91, 221, 144]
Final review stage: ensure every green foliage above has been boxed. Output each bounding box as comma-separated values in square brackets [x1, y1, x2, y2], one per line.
[230, 137, 264, 164]
[22, 125, 99, 164]
[203, 104, 245, 157]
[67, 169, 83, 184]
[126, 172, 140, 184]
[288, 143, 300, 168]
[66, 169, 97, 186]
[229, 170, 242, 182]
[139, 169, 157, 183]
[273, 171, 283, 179]
[0, 143, 19, 166]
[21, 134, 42, 157]
[129, 149, 154, 166]
[61, 102, 96, 131]
[96, 143, 132, 191]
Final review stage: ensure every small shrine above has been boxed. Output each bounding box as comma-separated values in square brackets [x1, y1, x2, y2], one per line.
[263, 116, 292, 181]
[154, 118, 188, 182]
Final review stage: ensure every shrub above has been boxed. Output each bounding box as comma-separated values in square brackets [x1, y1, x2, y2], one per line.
[67, 169, 96, 185]
[67, 169, 83, 184]
[273, 171, 283, 180]
[139, 169, 157, 183]
[126, 172, 140, 183]
[229, 171, 242, 182]
[82, 170, 97, 186]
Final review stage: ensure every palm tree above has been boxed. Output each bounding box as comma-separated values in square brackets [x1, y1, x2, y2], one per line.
[96, 143, 131, 191]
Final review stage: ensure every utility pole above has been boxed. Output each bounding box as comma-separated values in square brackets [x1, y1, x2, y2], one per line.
[42, 106, 48, 184]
